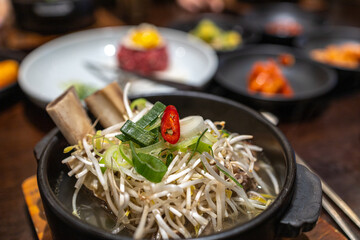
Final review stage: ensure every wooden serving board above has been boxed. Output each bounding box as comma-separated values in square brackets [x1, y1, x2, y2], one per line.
[22, 175, 346, 240]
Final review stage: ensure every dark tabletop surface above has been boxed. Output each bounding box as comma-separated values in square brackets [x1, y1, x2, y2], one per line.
[0, 0, 359, 239]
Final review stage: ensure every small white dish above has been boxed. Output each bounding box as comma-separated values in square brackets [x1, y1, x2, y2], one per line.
[19, 26, 218, 108]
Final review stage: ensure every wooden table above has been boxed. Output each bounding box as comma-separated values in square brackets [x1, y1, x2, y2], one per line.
[0, 1, 359, 239]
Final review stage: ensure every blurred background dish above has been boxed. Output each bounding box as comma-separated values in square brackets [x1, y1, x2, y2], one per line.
[0, 49, 26, 104]
[18, 26, 218, 108]
[168, 13, 260, 54]
[295, 25, 360, 90]
[214, 44, 337, 120]
[11, 0, 96, 34]
[243, 2, 324, 46]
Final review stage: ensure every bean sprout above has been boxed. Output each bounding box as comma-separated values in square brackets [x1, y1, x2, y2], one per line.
[62, 99, 279, 239]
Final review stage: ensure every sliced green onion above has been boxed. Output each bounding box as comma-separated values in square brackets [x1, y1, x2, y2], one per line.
[130, 98, 147, 111]
[116, 134, 130, 143]
[189, 141, 212, 154]
[188, 128, 208, 162]
[120, 120, 157, 147]
[150, 127, 160, 142]
[99, 157, 106, 173]
[136, 101, 166, 129]
[130, 141, 167, 183]
[172, 135, 199, 152]
[166, 154, 174, 167]
[209, 147, 215, 158]
[136, 140, 165, 154]
[119, 144, 133, 166]
[92, 130, 105, 157]
[103, 145, 129, 171]
[172, 131, 213, 153]
[220, 129, 230, 138]
[94, 130, 103, 150]
[204, 132, 218, 143]
[145, 117, 161, 131]
[216, 165, 243, 188]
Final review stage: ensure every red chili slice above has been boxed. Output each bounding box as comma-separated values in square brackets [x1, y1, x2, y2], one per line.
[161, 105, 180, 144]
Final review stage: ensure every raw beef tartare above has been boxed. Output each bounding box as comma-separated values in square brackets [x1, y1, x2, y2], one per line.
[117, 24, 168, 76]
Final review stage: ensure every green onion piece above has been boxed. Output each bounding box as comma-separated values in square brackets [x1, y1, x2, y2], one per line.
[172, 133, 213, 153]
[99, 158, 106, 173]
[220, 129, 230, 138]
[145, 117, 161, 131]
[166, 154, 174, 167]
[104, 145, 131, 171]
[209, 147, 215, 158]
[119, 144, 133, 166]
[136, 101, 166, 129]
[130, 98, 147, 111]
[94, 130, 103, 150]
[116, 134, 130, 143]
[104, 145, 120, 171]
[120, 120, 157, 147]
[150, 127, 160, 142]
[216, 165, 243, 188]
[92, 130, 105, 157]
[172, 135, 199, 152]
[189, 141, 212, 154]
[188, 128, 208, 162]
[130, 141, 167, 183]
[136, 140, 165, 154]
[204, 132, 218, 143]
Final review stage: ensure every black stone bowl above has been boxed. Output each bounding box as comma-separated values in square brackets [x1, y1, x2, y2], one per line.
[295, 26, 360, 92]
[168, 13, 260, 55]
[215, 44, 337, 121]
[35, 92, 322, 240]
[243, 3, 324, 46]
[11, 0, 95, 34]
[0, 49, 26, 106]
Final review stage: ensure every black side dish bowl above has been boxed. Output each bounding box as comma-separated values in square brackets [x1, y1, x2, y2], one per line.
[295, 26, 360, 90]
[168, 13, 260, 54]
[215, 44, 337, 120]
[0, 49, 26, 104]
[243, 3, 324, 46]
[11, 0, 95, 34]
[35, 92, 322, 240]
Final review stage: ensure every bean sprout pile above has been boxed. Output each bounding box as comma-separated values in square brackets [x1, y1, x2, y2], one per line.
[61, 87, 279, 239]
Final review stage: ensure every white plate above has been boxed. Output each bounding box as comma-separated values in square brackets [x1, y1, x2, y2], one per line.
[19, 26, 218, 108]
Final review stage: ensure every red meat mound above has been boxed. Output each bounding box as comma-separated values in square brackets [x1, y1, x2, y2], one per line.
[117, 45, 168, 76]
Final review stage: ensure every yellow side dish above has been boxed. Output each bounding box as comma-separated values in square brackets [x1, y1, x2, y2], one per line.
[190, 19, 242, 51]
[0, 60, 19, 89]
[311, 42, 360, 69]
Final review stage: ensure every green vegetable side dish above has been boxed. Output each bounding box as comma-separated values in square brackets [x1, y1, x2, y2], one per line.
[62, 81, 97, 100]
[190, 19, 242, 51]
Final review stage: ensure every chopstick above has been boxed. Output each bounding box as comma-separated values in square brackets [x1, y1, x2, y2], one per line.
[322, 174, 360, 229]
[296, 153, 360, 239]
[322, 198, 359, 240]
[85, 61, 202, 91]
[259, 112, 360, 238]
